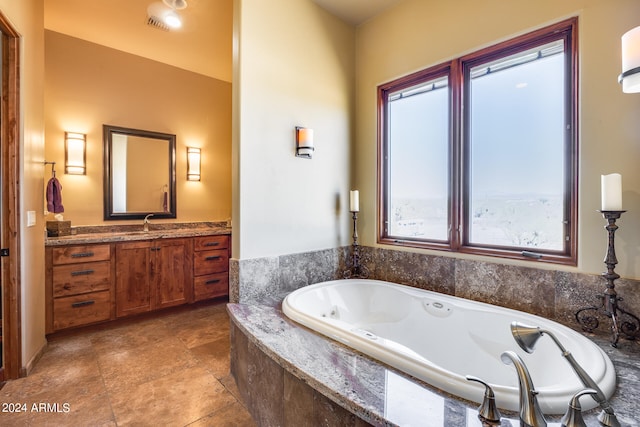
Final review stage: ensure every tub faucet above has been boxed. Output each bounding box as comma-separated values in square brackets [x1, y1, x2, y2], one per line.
[501, 350, 547, 427]
[510, 321, 620, 427]
[143, 213, 153, 232]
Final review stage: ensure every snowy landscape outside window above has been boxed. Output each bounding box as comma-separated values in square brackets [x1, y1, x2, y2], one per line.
[378, 18, 578, 265]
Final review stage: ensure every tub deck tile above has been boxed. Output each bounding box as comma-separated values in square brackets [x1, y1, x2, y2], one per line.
[228, 302, 640, 427]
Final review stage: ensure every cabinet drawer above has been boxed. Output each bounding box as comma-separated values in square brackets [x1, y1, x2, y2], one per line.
[194, 250, 229, 276]
[53, 290, 111, 330]
[194, 235, 229, 252]
[194, 272, 228, 301]
[52, 261, 111, 297]
[53, 244, 111, 265]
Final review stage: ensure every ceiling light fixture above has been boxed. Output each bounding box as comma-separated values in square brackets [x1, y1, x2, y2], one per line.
[146, 0, 187, 31]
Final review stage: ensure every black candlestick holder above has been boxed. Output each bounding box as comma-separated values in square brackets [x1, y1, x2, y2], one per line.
[575, 210, 640, 347]
[343, 211, 369, 279]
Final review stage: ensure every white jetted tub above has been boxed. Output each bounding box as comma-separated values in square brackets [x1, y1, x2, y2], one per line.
[282, 279, 616, 414]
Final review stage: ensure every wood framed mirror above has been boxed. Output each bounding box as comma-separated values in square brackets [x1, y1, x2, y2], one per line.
[103, 124, 176, 220]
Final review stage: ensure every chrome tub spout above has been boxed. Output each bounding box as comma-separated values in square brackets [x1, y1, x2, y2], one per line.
[501, 350, 547, 427]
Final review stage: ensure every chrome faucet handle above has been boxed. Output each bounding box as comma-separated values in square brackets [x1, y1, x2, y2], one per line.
[561, 389, 597, 427]
[465, 375, 502, 424]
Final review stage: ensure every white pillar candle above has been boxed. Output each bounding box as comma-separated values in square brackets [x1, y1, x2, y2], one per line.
[601, 173, 622, 211]
[349, 190, 359, 212]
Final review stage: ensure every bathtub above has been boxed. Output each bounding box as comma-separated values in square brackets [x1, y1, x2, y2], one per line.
[282, 279, 616, 415]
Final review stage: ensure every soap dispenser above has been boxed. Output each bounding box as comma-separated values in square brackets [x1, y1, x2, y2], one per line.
[466, 375, 502, 424]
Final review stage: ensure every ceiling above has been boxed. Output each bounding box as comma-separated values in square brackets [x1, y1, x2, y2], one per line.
[312, 0, 402, 25]
[43, 0, 401, 83]
[44, 0, 233, 82]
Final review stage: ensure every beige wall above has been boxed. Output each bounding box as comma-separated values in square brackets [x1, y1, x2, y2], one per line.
[232, 0, 355, 259]
[44, 31, 232, 226]
[356, 0, 640, 279]
[0, 0, 47, 371]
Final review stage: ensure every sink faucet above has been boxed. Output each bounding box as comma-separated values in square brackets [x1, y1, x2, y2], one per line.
[143, 214, 153, 232]
[501, 351, 547, 427]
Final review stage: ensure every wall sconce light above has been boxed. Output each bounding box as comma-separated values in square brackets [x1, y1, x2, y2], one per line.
[295, 126, 314, 159]
[65, 132, 86, 175]
[187, 147, 201, 181]
[619, 26, 640, 93]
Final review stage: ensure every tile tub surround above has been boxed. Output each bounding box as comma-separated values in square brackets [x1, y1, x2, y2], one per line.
[230, 245, 640, 337]
[45, 221, 231, 246]
[229, 247, 344, 305]
[229, 303, 640, 427]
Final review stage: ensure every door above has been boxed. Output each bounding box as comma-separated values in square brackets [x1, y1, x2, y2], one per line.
[115, 241, 153, 317]
[154, 239, 190, 309]
[0, 12, 21, 380]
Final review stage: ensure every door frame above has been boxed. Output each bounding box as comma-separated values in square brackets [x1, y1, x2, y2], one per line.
[0, 11, 22, 381]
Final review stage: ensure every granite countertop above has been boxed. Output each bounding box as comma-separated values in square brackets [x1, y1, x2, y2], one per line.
[45, 223, 231, 246]
[228, 302, 640, 427]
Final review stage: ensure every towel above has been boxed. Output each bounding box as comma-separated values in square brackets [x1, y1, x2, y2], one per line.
[46, 177, 64, 213]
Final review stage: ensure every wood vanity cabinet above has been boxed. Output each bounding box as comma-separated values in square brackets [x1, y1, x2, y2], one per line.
[45, 244, 115, 334]
[115, 238, 192, 318]
[193, 235, 230, 301]
[46, 233, 229, 333]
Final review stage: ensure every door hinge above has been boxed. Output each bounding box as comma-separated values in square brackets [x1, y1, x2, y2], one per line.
[1, 248, 9, 256]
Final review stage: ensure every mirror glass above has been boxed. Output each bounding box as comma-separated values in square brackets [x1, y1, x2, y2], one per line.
[103, 124, 176, 220]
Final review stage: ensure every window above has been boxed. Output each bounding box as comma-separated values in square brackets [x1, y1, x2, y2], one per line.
[378, 18, 578, 265]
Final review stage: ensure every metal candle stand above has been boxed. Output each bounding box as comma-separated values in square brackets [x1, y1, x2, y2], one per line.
[576, 210, 640, 347]
[343, 211, 369, 279]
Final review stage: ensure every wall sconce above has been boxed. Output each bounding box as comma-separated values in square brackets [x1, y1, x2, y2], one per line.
[65, 132, 86, 175]
[187, 147, 201, 181]
[295, 126, 314, 159]
[619, 26, 640, 93]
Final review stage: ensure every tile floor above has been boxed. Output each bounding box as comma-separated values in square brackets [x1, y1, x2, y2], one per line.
[0, 301, 256, 426]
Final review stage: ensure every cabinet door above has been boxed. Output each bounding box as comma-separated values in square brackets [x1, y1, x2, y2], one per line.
[154, 239, 190, 309]
[115, 241, 152, 317]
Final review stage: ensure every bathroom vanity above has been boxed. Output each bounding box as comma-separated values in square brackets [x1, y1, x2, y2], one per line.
[45, 225, 230, 334]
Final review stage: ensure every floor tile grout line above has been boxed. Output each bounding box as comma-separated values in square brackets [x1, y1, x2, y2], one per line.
[92, 326, 126, 426]
[0, 302, 250, 426]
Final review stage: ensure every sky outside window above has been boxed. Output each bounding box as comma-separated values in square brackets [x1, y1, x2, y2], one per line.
[468, 43, 565, 250]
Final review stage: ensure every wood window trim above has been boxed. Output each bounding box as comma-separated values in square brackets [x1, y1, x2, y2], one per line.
[377, 17, 578, 267]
